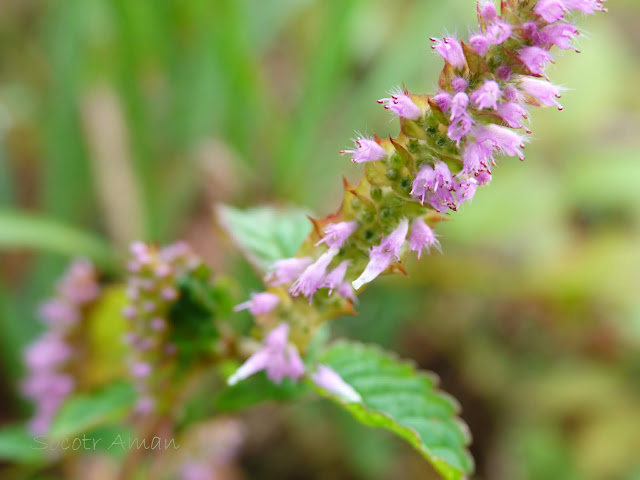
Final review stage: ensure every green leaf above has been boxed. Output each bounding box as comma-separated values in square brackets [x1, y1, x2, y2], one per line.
[169, 264, 229, 363]
[216, 204, 312, 273]
[50, 382, 136, 439]
[317, 341, 474, 480]
[82, 424, 136, 458]
[0, 209, 116, 268]
[0, 424, 46, 463]
[214, 367, 309, 412]
[85, 286, 130, 386]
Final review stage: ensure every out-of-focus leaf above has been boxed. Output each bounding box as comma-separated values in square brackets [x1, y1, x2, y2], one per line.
[83, 424, 135, 458]
[86, 285, 129, 387]
[50, 382, 135, 440]
[317, 341, 474, 480]
[0, 424, 46, 463]
[214, 366, 309, 412]
[216, 204, 312, 273]
[0, 210, 115, 268]
[169, 264, 226, 364]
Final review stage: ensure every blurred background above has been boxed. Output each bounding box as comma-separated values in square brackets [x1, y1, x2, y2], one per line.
[1, 0, 640, 479]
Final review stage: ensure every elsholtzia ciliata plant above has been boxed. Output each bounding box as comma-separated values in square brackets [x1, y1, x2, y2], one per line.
[11, 1, 605, 478]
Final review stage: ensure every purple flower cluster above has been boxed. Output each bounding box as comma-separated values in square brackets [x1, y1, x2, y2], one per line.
[22, 260, 99, 434]
[230, 0, 603, 392]
[258, 219, 361, 305]
[410, 161, 478, 213]
[341, 0, 601, 285]
[123, 241, 200, 414]
[228, 323, 361, 403]
[353, 217, 439, 290]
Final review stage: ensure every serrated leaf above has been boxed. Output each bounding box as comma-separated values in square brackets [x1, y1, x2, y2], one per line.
[216, 204, 312, 273]
[50, 382, 136, 439]
[317, 341, 474, 480]
[0, 424, 47, 463]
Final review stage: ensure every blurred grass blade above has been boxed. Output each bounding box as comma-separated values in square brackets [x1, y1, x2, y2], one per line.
[0, 209, 116, 267]
[273, 0, 359, 198]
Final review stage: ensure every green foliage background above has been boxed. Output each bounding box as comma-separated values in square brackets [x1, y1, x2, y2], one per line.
[1, 0, 639, 479]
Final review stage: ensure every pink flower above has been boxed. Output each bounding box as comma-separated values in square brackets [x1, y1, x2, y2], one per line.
[411, 165, 437, 204]
[290, 249, 339, 301]
[450, 92, 469, 120]
[430, 37, 466, 69]
[323, 261, 350, 294]
[564, 0, 605, 15]
[486, 22, 512, 45]
[454, 178, 478, 205]
[22, 372, 74, 399]
[432, 92, 452, 112]
[266, 257, 313, 286]
[519, 47, 553, 76]
[337, 282, 357, 303]
[503, 85, 519, 102]
[475, 124, 527, 160]
[518, 77, 564, 109]
[409, 218, 440, 258]
[448, 92, 474, 144]
[39, 299, 79, 329]
[227, 323, 305, 385]
[497, 101, 529, 131]
[136, 396, 155, 414]
[311, 365, 361, 403]
[470, 80, 501, 110]
[434, 161, 454, 190]
[448, 115, 473, 145]
[451, 77, 469, 93]
[494, 65, 510, 80]
[151, 317, 166, 331]
[469, 34, 490, 56]
[161, 287, 178, 301]
[428, 187, 457, 213]
[534, 0, 568, 22]
[461, 142, 491, 175]
[130, 362, 152, 379]
[182, 463, 215, 480]
[160, 241, 192, 264]
[377, 88, 422, 120]
[22, 372, 75, 434]
[57, 259, 99, 304]
[411, 162, 454, 205]
[522, 22, 539, 42]
[538, 24, 579, 51]
[24, 333, 71, 371]
[479, 1, 498, 22]
[316, 221, 358, 249]
[234, 292, 280, 315]
[475, 170, 492, 185]
[340, 136, 387, 163]
[352, 219, 408, 290]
